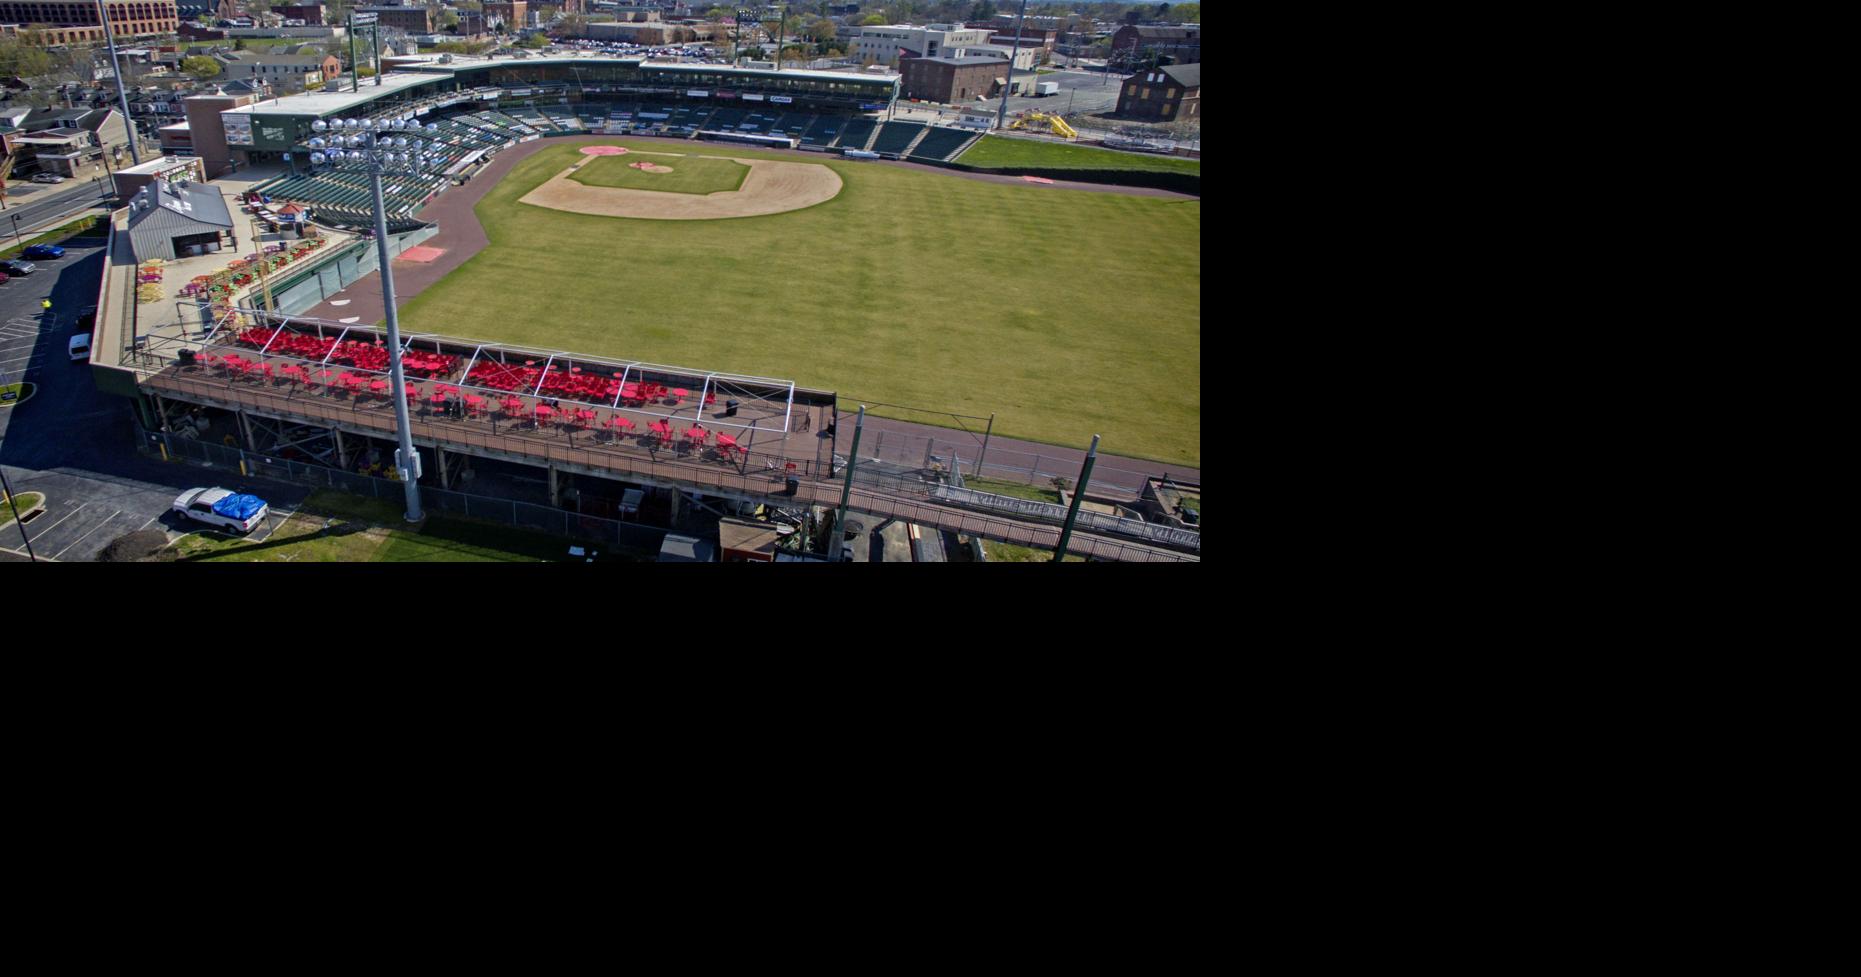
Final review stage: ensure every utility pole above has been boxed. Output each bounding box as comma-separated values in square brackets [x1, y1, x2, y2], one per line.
[827, 405, 865, 562]
[1051, 434, 1098, 562]
[993, 0, 1030, 132]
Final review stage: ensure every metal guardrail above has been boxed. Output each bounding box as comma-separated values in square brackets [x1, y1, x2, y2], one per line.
[930, 484, 1200, 551]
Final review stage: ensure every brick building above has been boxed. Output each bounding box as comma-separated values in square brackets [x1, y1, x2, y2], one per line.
[1115, 63, 1198, 122]
[899, 55, 1002, 105]
[1110, 24, 1201, 65]
[355, 4, 434, 33]
[0, 0, 179, 44]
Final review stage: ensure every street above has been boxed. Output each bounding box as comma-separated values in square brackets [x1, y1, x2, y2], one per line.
[1, 175, 115, 241]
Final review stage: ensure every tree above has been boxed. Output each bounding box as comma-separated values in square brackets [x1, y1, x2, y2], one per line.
[1169, 3, 1199, 22]
[519, 32, 548, 49]
[860, 14, 884, 25]
[0, 36, 53, 79]
[182, 55, 223, 79]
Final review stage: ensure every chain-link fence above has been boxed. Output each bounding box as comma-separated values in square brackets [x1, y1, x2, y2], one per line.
[141, 425, 668, 553]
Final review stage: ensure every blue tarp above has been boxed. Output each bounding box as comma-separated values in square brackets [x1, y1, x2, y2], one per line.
[212, 494, 267, 521]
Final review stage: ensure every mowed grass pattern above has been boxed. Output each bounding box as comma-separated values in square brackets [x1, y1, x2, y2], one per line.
[568, 153, 750, 194]
[958, 135, 1202, 175]
[399, 140, 1200, 464]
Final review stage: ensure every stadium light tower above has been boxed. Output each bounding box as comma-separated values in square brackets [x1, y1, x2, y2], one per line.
[307, 116, 445, 523]
[97, 1, 142, 165]
[993, 0, 1031, 133]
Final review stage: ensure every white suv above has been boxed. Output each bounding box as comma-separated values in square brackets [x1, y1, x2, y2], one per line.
[31, 173, 66, 184]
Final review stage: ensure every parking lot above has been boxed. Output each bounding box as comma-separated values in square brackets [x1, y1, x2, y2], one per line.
[0, 237, 309, 561]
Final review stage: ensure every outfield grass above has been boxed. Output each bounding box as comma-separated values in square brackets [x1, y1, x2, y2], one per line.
[399, 139, 1200, 465]
[957, 135, 1202, 175]
[570, 154, 750, 194]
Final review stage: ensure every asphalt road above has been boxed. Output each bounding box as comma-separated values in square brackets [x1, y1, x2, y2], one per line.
[1, 176, 116, 241]
[0, 238, 308, 561]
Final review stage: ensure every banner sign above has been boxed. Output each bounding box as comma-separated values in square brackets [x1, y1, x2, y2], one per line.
[638, 112, 670, 119]
[223, 113, 254, 146]
[769, 95, 793, 104]
[860, 102, 886, 110]
[741, 93, 764, 101]
[687, 89, 709, 97]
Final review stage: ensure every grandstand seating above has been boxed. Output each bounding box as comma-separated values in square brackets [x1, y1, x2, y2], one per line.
[906, 126, 979, 163]
[252, 168, 445, 232]
[870, 121, 925, 157]
[835, 117, 878, 151]
[667, 104, 715, 133]
[739, 109, 782, 132]
[706, 108, 747, 131]
[799, 115, 840, 148]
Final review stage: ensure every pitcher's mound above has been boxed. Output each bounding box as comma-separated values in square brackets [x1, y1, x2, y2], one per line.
[522, 154, 843, 220]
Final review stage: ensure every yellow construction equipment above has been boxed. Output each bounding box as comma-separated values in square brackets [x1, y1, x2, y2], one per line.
[1008, 111, 1077, 140]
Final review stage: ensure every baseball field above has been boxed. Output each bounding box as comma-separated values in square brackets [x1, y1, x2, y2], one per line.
[395, 138, 1202, 465]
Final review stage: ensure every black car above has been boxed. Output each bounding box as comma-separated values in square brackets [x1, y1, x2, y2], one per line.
[0, 260, 35, 277]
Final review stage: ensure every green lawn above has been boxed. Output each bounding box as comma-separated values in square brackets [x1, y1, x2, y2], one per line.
[570, 153, 750, 194]
[169, 490, 646, 562]
[957, 135, 1202, 175]
[964, 476, 1062, 504]
[2, 492, 43, 527]
[398, 139, 1201, 466]
[983, 540, 1087, 562]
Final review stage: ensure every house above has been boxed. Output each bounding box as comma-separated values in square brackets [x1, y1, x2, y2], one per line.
[8, 107, 135, 175]
[1114, 62, 1198, 122]
[217, 52, 336, 92]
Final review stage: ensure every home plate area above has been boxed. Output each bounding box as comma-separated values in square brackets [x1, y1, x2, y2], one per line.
[397, 246, 446, 263]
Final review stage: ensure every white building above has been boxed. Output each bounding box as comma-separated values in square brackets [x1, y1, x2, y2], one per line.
[962, 42, 1038, 71]
[854, 23, 992, 66]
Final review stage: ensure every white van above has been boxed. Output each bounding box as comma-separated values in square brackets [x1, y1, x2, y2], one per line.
[68, 333, 91, 363]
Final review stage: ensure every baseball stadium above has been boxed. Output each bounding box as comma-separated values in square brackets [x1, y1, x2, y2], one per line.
[87, 54, 1200, 561]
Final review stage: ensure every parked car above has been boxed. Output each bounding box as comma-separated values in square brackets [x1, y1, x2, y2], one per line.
[30, 173, 66, 184]
[68, 332, 91, 363]
[0, 273, 9, 286]
[0, 260, 35, 276]
[21, 244, 65, 260]
[173, 488, 270, 534]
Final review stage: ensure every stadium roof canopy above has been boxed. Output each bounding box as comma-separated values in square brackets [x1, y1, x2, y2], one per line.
[224, 55, 901, 123]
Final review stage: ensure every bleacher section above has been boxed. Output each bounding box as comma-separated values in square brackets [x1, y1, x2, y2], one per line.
[706, 107, 747, 132]
[470, 111, 541, 141]
[667, 104, 715, 134]
[772, 113, 816, 139]
[835, 117, 878, 151]
[799, 115, 842, 148]
[870, 121, 926, 158]
[906, 126, 979, 163]
[739, 108, 782, 133]
[252, 169, 444, 232]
